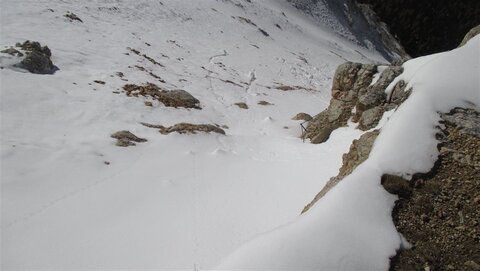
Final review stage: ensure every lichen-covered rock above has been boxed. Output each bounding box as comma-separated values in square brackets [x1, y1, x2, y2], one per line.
[1, 41, 58, 74]
[358, 106, 385, 130]
[304, 63, 378, 142]
[159, 123, 226, 135]
[304, 62, 408, 142]
[388, 80, 410, 104]
[160, 89, 200, 109]
[20, 51, 57, 74]
[111, 130, 147, 147]
[123, 83, 201, 109]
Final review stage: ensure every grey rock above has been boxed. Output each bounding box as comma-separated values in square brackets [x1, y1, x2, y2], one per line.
[19, 51, 57, 74]
[310, 124, 336, 144]
[389, 80, 410, 104]
[111, 130, 147, 147]
[304, 62, 405, 144]
[159, 89, 201, 109]
[459, 25, 480, 47]
[331, 62, 363, 102]
[305, 62, 378, 143]
[358, 88, 386, 110]
[327, 99, 351, 123]
[441, 108, 480, 137]
[13, 40, 57, 74]
[123, 83, 201, 109]
[359, 106, 385, 130]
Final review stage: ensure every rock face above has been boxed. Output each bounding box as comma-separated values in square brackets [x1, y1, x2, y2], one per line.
[1, 41, 58, 74]
[356, 0, 480, 57]
[302, 129, 379, 213]
[304, 62, 408, 143]
[287, 0, 408, 61]
[390, 108, 480, 270]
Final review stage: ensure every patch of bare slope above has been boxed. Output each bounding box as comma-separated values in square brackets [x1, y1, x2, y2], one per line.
[389, 108, 480, 271]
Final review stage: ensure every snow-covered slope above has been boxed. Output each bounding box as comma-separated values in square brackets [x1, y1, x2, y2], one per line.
[218, 36, 480, 270]
[0, 0, 386, 269]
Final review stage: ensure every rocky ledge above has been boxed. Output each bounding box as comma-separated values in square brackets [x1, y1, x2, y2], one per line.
[301, 27, 479, 268]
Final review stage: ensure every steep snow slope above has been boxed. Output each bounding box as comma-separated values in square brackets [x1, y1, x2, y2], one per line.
[1, 0, 386, 269]
[218, 36, 480, 270]
[287, 0, 408, 61]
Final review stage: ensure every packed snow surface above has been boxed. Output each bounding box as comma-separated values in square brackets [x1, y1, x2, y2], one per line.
[1, 0, 387, 269]
[218, 36, 480, 270]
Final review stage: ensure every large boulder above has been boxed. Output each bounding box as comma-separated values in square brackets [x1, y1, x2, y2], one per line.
[15, 41, 58, 74]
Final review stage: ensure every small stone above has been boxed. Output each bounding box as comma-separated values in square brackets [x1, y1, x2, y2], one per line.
[94, 80, 105, 85]
[144, 101, 153, 107]
[258, 100, 272, 105]
[234, 102, 248, 109]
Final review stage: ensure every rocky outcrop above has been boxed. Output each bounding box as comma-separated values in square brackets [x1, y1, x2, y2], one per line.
[304, 62, 408, 143]
[1, 40, 58, 74]
[389, 108, 480, 270]
[123, 83, 201, 109]
[356, 0, 480, 57]
[302, 129, 379, 213]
